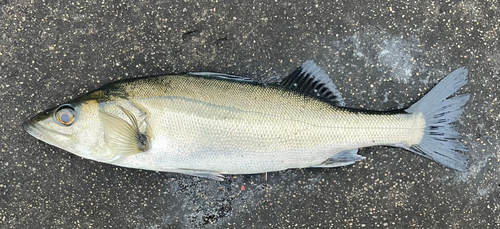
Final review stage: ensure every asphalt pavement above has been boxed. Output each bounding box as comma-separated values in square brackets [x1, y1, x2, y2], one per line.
[1, 0, 499, 228]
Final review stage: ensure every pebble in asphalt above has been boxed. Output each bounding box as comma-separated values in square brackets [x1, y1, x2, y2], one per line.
[0, 0, 499, 228]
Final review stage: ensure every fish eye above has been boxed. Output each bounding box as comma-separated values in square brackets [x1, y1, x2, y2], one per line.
[54, 104, 77, 126]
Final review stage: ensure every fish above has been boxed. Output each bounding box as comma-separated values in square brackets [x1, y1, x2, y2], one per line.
[23, 61, 470, 180]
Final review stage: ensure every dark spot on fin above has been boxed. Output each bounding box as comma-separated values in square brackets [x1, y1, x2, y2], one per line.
[310, 149, 364, 168]
[187, 72, 254, 83]
[281, 60, 345, 106]
[99, 106, 149, 156]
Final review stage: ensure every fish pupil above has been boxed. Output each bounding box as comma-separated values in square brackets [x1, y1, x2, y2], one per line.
[61, 114, 70, 123]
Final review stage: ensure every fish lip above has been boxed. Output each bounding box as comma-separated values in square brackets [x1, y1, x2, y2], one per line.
[22, 120, 34, 135]
[22, 120, 43, 138]
[22, 119, 46, 140]
[22, 119, 72, 147]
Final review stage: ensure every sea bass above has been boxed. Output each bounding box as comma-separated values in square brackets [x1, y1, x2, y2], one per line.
[23, 61, 470, 180]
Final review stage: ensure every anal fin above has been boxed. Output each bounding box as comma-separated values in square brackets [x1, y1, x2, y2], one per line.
[310, 149, 364, 168]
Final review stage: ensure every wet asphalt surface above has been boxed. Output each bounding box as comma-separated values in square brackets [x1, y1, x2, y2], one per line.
[1, 0, 499, 228]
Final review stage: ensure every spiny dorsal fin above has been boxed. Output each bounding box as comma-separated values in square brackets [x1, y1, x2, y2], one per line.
[187, 72, 254, 83]
[280, 60, 344, 106]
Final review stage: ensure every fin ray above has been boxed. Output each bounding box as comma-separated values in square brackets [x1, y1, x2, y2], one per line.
[187, 72, 254, 83]
[99, 107, 149, 156]
[160, 168, 225, 181]
[310, 149, 364, 168]
[403, 67, 469, 171]
[280, 60, 345, 106]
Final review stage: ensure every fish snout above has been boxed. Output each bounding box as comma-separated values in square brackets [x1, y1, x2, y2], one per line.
[22, 120, 33, 134]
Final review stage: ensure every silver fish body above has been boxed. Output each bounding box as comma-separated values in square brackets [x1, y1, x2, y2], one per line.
[24, 61, 470, 179]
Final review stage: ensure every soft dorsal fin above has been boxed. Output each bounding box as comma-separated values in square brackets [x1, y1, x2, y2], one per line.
[280, 60, 344, 106]
[187, 72, 254, 83]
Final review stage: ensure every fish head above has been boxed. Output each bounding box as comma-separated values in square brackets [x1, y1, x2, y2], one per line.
[23, 96, 114, 161]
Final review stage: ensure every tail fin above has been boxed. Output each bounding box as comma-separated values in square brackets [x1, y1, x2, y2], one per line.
[404, 67, 470, 171]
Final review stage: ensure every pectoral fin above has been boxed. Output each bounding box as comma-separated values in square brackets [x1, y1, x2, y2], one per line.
[99, 106, 149, 156]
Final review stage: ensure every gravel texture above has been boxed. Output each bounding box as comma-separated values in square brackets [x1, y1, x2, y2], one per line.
[1, 0, 499, 228]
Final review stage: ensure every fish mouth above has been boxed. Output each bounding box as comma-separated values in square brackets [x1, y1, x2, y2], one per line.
[22, 120, 72, 148]
[23, 119, 47, 141]
[22, 120, 36, 136]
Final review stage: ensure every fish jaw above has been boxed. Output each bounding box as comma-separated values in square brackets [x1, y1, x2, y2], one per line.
[23, 113, 75, 151]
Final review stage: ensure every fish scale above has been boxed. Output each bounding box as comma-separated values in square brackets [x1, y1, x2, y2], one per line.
[96, 80, 422, 174]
